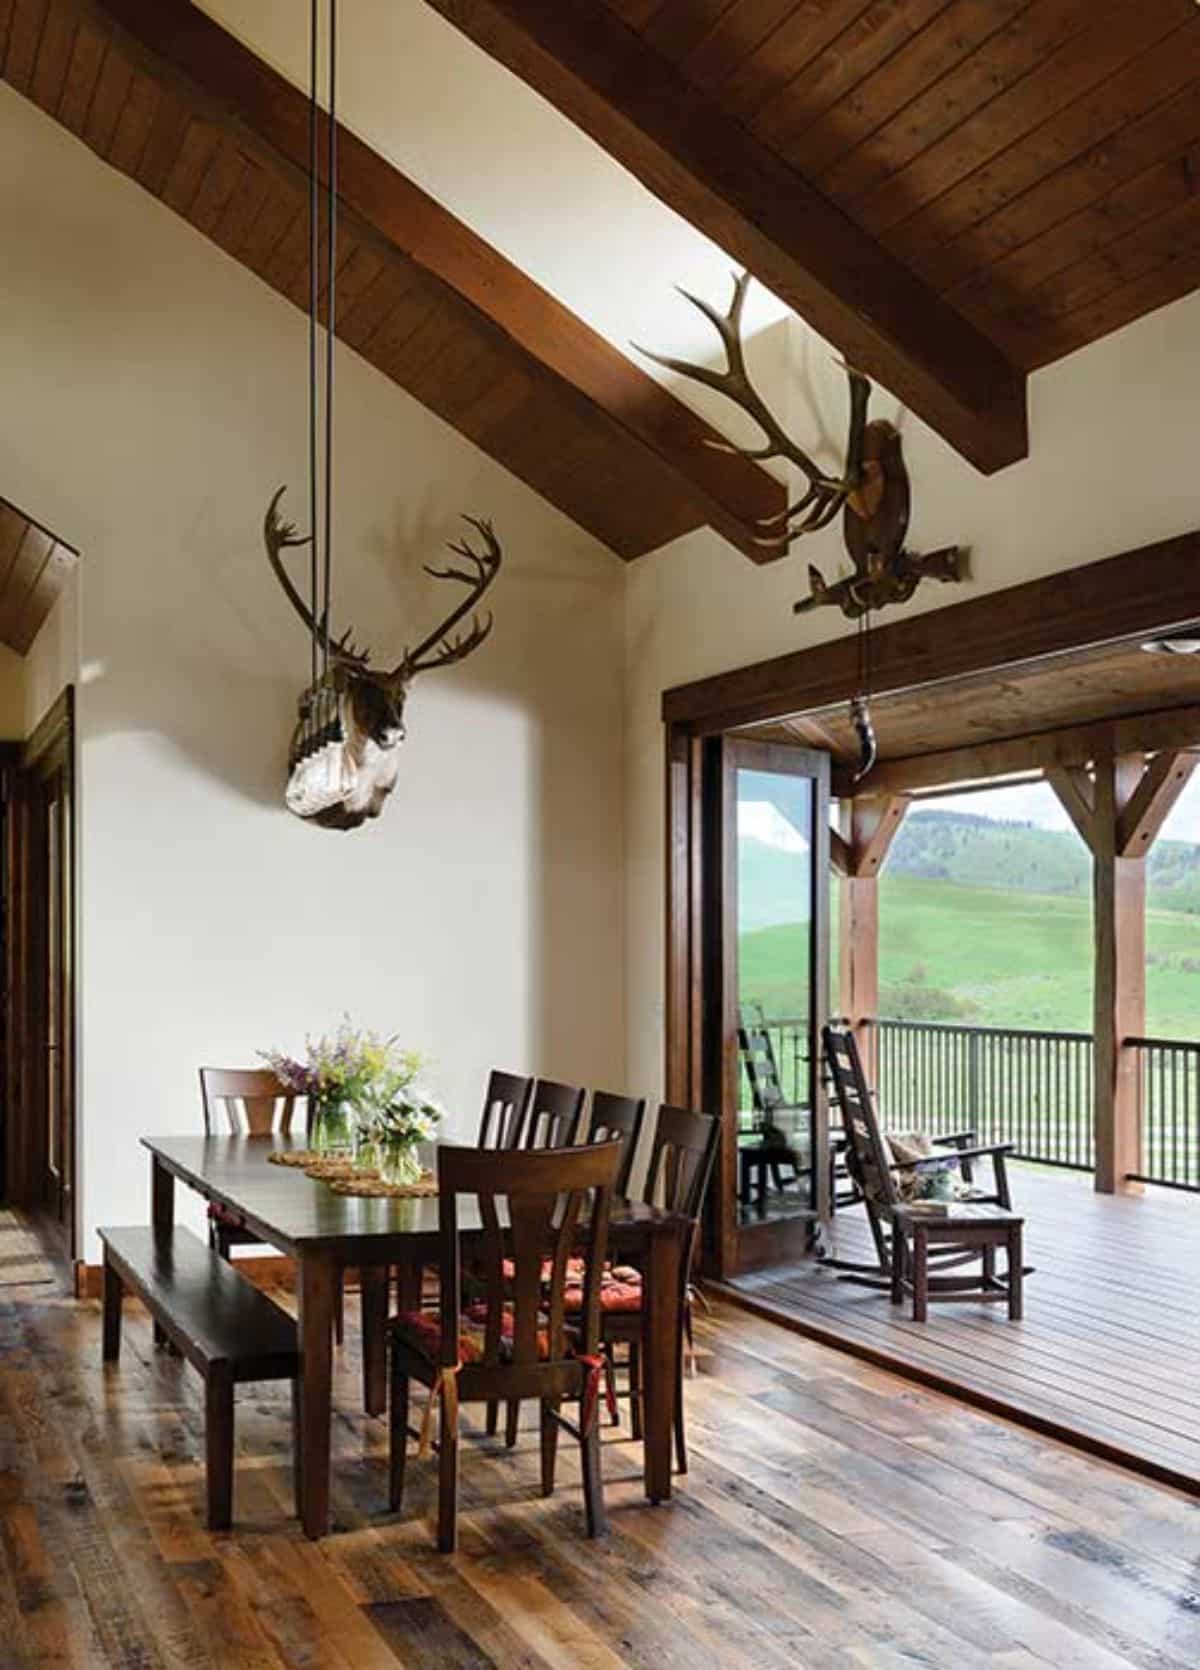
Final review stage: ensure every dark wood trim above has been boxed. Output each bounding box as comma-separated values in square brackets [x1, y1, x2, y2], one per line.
[705, 1279, 1200, 1501]
[6, 688, 76, 1257]
[663, 529, 1200, 734]
[68, 0, 782, 560]
[839, 705, 1200, 798]
[421, 0, 1028, 477]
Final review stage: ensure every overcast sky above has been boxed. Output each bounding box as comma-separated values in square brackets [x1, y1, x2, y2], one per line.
[934, 775, 1200, 844]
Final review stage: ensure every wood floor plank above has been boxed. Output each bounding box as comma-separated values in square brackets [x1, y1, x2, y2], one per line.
[0, 1234, 1197, 1669]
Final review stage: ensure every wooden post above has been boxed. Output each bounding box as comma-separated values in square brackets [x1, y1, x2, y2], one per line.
[836, 796, 908, 1085]
[1092, 754, 1147, 1195]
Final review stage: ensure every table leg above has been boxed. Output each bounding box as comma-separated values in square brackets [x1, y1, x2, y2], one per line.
[297, 1251, 335, 1538]
[151, 1156, 175, 1349]
[641, 1227, 682, 1504]
[360, 1264, 389, 1418]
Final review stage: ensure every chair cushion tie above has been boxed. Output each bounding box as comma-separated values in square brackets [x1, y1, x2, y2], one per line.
[418, 1362, 460, 1458]
[577, 1352, 606, 1436]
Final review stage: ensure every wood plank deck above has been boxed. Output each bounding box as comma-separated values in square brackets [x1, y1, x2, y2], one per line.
[717, 1164, 1200, 1495]
[2, 1277, 1200, 1666]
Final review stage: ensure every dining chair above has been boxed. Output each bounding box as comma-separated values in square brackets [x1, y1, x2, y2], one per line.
[522, 1078, 586, 1149]
[491, 1076, 587, 1443]
[477, 1069, 534, 1149]
[199, 1066, 344, 1345]
[566, 1104, 719, 1475]
[388, 1139, 622, 1552]
[587, 1090, 647, 1199]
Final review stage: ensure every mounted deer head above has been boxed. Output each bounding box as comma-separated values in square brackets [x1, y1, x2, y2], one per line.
[639, 271, 966, 617]
[263, 488, 501, 830]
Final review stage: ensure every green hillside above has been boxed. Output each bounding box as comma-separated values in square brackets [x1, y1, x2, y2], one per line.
[737, 809, 1200, 1040]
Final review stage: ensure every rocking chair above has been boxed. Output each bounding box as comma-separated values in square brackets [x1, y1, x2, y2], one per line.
[821, 1024, 1027, 1321]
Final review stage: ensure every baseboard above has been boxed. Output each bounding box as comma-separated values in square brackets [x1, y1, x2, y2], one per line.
[77, 1252, 301, 1300]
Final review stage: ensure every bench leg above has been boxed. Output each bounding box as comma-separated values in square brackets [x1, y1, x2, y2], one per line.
[291, 1378, 303, 1522]
[102, 1258, 123, 1362]
[205, 1367, 235, 1532]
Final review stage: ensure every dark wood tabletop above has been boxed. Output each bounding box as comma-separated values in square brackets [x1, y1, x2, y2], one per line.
[140, 1133, 684, 1255]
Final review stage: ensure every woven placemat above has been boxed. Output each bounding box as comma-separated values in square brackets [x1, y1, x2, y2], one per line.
[327, 1172, 437, 1199]
[266, 1151, 362, 1179]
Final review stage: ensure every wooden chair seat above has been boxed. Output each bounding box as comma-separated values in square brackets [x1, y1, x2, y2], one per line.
[392, 1305, 556, 1365]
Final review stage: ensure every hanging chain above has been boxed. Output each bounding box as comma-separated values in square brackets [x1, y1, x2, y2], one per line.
[321, 0, 337, 683]
[307, 0, 320, 695]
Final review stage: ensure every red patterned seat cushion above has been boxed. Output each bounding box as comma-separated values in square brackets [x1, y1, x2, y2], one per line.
[207, 1202, 241, 1226]
[501, 1256, 586, 1284]
[563, 1265, 643, 1314]
[392, 1305, 553, 1366]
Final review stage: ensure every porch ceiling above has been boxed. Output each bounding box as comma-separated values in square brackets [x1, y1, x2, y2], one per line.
[741, 629, 1200, 778]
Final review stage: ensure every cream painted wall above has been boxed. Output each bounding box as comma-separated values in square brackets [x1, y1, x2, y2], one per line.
[624, 290, 1200, 1095]
[0, 84, 627, 1258]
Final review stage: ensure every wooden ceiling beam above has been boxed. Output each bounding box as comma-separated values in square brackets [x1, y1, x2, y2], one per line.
[664, 527, 1200, 734]
[422, 0, 1029, 478]
[836, 706, 1200, 800]
[6, 0, 785, 562]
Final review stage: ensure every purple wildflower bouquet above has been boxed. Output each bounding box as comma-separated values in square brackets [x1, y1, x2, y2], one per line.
[261, 1019, 442, 1159]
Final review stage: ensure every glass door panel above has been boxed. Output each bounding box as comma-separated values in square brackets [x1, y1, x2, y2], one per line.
[723, 740, 829, 1270]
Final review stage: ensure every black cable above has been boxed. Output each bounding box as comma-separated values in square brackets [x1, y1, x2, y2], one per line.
[308, 0, 319, 693]
[321, 0, 337, 681]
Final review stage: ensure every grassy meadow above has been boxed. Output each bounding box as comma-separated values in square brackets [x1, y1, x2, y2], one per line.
[739, 874, 1200, 1040]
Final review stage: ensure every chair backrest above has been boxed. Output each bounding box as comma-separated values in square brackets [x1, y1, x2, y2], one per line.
[822, 1024, 898, 1209]
[586, 1090, 647, 1197]
[738, 1018, 786, 1116]
[477, 1069, 534, 1149]
[199, 1067, 299, 1137]
[644, 1105, 720, 1222]
[436, 1140, 622, 1374]
[523, 1078, 586, 1149]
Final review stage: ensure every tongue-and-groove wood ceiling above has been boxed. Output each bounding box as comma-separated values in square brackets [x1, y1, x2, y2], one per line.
[0, 0, 784, 561]
[426, 0, 1200, 476]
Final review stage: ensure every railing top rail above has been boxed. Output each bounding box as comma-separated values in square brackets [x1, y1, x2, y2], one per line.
[872, 1015, 1094, 1044]
[1125, 1035, 1200, 1052]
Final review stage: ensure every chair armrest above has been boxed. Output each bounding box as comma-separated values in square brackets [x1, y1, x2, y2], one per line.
[889, 1142, 1015, 1171]
[931, 1130, 977, 1149]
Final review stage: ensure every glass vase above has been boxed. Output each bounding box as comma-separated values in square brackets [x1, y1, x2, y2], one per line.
[379, 1140, 423, 1189]
[311, 1097, 355, 1157]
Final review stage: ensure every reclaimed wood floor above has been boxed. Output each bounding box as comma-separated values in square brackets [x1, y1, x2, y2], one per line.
[1, 1271, 1200, 1668]
[720, 1164, 1200, 1497]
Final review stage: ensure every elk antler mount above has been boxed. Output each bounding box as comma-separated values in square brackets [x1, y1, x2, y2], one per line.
[264, 488, 501, 830]
[639, 271, 967, 618]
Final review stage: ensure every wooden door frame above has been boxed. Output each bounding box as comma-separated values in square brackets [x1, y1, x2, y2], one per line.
[6, 688, 77, 1258]
[663, 527, 1200, 1210]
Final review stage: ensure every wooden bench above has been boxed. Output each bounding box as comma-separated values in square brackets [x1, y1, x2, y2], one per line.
[99, 1225, 300, 1530]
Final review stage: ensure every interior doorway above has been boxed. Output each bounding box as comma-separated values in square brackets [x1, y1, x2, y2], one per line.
[4, 689, 76, 1267]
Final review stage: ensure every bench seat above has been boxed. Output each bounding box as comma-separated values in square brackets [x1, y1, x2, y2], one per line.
[98, 1225, 299, 1528]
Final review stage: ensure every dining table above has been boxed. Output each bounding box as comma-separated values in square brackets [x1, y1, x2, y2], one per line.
[141, 1133, 690, 1538]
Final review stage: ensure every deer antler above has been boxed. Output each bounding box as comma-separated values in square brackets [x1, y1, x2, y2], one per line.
[390, 516, 502, 683]
[263, 487, 368, 666]
[635, 270, 871, 548]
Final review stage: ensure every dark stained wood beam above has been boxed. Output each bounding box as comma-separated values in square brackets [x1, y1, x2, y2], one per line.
[1117, 749, 1200, 857]
[422, 0, 1029, 477]
[664, 528, 1200, 734]
[3, 0, 784, 562]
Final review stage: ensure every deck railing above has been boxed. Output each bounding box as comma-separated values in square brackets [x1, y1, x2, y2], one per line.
[745, 1013, 1200, 1191]
[873, 1017, 1096, 1171]
[1128, 1036, 1200, 1192]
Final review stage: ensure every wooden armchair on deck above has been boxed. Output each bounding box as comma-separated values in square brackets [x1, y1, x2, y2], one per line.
[821, 1025, 1027, 1320]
